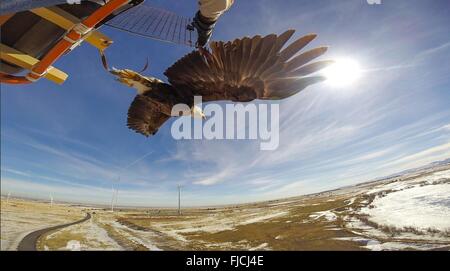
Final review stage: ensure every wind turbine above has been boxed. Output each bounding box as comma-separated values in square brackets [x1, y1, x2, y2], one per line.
[111, 150, 153, 212]
[110, 185, 118, 212]
[6, 192, 11, 204]
[50, 194, 53, 207]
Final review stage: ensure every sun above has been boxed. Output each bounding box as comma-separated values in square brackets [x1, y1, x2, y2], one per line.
[322, 58, 362, 87]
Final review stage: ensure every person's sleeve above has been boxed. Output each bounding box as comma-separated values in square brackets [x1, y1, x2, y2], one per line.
[198, 0, 234, 21]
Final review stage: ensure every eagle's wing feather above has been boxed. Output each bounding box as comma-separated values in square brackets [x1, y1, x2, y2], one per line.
[164, 30, 331, 103]
[127, 94, 171, 136]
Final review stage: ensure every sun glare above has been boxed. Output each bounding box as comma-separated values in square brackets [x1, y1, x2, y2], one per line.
[323, 58, 362, 87]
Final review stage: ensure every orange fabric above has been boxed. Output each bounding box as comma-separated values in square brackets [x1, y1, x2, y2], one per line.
[0, 72, 32, 84]
[0, 13, 15, 26]
[1, 0, 129, 85]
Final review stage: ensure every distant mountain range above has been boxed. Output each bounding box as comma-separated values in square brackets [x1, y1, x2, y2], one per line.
[427, 158, 450, 167]
[352, 157, 450, 187]
[374, 157, 450, 182]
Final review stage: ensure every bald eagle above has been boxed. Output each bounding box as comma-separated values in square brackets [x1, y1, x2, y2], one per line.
[110, 30, 332, 136]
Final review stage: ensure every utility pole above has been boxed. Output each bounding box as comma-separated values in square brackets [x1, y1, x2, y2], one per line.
[111, 177, 120, 212]
[111, 186, 116, 212]
[177, 184, 182, 215]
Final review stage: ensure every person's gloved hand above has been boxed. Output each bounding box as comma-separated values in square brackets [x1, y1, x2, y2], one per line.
[192, 11, 216, 48]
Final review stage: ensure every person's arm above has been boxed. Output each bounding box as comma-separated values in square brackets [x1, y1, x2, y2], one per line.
[192, 0, 234, 48]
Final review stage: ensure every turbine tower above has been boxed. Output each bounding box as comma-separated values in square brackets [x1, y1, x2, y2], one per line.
[110, 186, 118, 212]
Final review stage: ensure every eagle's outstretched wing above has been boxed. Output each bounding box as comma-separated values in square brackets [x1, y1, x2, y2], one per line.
[126, 30, 331, 137]
[164, 30, 332, 103]
[127, 94, 171, 136]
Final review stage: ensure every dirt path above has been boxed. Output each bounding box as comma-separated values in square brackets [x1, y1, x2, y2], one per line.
[17, 213, 91, 251]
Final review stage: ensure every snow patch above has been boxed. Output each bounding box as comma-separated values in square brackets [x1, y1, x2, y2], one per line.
[309, 211, 337, 222]
[250, 243, 269, 251]
[240, 211, 288, 225]
[66, 240, 81, 251]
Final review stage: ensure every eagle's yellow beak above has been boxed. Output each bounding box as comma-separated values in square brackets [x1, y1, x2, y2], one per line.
[116, 77, 134, 87]
[110, 68, 141, 87]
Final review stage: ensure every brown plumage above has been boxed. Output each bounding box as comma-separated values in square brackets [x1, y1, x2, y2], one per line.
[112, 30, 332, 136]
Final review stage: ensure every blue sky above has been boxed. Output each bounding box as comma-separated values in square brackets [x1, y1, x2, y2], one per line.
[1, 0, 450, 206]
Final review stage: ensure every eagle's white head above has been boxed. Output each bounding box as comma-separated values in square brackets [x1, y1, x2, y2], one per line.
[191, 105, 206, 120]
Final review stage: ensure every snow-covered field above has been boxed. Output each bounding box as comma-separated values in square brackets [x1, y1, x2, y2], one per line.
[43, 217, 123, 251]
[343, 168, 450, 250]
[361, 184, 450, 232]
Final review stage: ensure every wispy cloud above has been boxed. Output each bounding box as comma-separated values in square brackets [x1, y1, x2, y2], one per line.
[364, 41, 450, 73]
